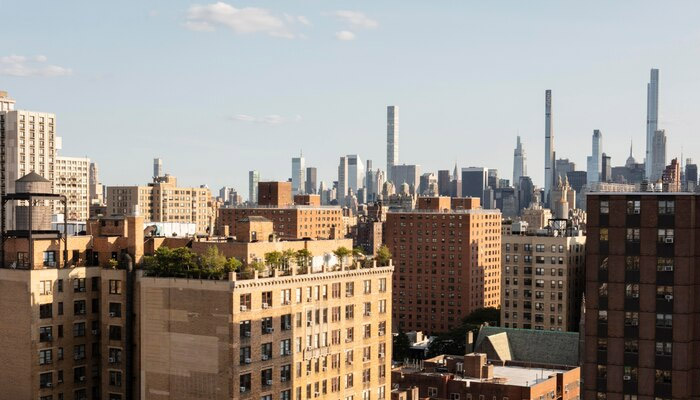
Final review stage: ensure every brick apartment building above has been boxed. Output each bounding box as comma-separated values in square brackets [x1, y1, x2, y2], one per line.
[385, 196, 501, 334]
[584, 193, 700, 399]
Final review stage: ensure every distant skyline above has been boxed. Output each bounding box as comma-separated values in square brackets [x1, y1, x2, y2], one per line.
[3, 1, 700, 194]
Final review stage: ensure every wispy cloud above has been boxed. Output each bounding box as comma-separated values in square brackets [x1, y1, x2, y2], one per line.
[231, 114, 302, 125]
[0, 55, 72, 77]
[333, 10, 378, 29]
[185, 2, 308, 39]
[335, 30, 356, 41]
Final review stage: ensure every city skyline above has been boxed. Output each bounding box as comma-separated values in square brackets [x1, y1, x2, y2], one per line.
[3, 1, 700, 195]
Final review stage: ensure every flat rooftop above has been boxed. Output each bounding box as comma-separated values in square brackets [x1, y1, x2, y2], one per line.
[457, 365, 566, 387]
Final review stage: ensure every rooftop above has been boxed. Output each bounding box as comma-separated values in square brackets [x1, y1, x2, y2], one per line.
[474, 326, 579, 366]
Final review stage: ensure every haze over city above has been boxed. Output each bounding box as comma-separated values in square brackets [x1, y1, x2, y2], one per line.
[4, 1, 700, 194]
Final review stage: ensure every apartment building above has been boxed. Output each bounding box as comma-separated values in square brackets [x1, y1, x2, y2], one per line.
[0, 91, 59, 229]
[138, 256, 394, 400]
[106, 174, 216, 234]
[501, 223, 586, 331]
[218, 206, 343, 241]
[584, 193, 700, 399]
[392, 353, 581, 400]
[55, 156, 91, 221]
[385, 196, 501, 334]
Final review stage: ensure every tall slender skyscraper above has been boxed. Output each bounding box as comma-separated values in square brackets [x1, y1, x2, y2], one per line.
[513, 136, 527, 188]
[248, 170, 260, 203]
[337, 156, 348, 205]
[651, 129, 667, 182]
[387, 105, 399, 182]
[305, 167, 317, 194]
[347, 154, 365, 195]
[587, 130, 603, 183]
[291, 155, 305, 194]
[153, 158, 163, 179]
[544, 90, 554, 206]
[645, 68, 659, 179]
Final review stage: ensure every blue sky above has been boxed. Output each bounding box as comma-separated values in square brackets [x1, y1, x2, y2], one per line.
[3, 1, 700, 197]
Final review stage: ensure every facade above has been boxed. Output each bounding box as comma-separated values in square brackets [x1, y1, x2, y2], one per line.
[601, 153, 611, 183]
[385, 197, 501, 334]
[461, 168, 487, 204]
[437, 170, 451, 197]
[513, 136, 527, 188]
[391, 165, 420, 195]
[555, 158, 575, 183]
[292, 156, 305, 195]
[259, 181, 293, 207]
[55, 156, 91, 221]
[0, 91, 59, 229]
[661, 158, 681, 193]
[249, 170, 260, 204]
[645, 68, 660, 179]
[501, 226, 586, 332]
[651, 129, 667, 182]
[387, 106, 399, 183]
[584, 193, 700, 399]
[587, 130, 603, 184]
[544, 90, 554, 207]
[218, 206, 343, 240]
[106, 175, 216, 234]
[392, 353, 580, 400]
[338, 157, 348, 205]
[306, 167, 318, 195]
[347, 155, 365, 195]
[89, 162, 104, 206]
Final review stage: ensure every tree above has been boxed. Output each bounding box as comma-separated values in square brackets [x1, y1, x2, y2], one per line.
[352, 246, 365, 262]
[281, 249, 296, 269]
[199, 246, 227, 279]
[241, 260, 266, 279]
[376, 245, 392, 266]
[392, 329, 412, 362]
[224, 257, 242, 276]
[264, 251, 283, 269]
[333, 247, 352, 267]
[426, 307, 500, 357]
[295, 249, 312, 273]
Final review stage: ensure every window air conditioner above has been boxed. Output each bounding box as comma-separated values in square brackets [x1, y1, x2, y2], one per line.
[45, 382, 52, 388]
[109, 312, 116, 317]
[665, 294, 673, 301]
[665, 237, 674, 244]
[245, 358, 252, 364]
[109, 357, 115, 363]
[240, 387, 246, 393]
[244, 331, 251, 337]
[262, 355, 269, 361]
[240, 305, 247, 311]
[623, 375, 631, 381]
[267, 380, 273, 386]
[262, 303, 269, 309]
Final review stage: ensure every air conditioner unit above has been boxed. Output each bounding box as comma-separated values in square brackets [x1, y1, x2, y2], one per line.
[267, 380, 273, 386]
[315, 392, 320, 397]
[92, 329, 99, 335]
[307, 297, 313, 302]
[665, 294, 674, 300]
[80, 287, 86, 292]
[109, 312, 116, 317]
[244, 331, 251, 337]
[322, 367, 327, 371]
[266, 327, 274, 333]
[632, 293, 639, 298]
[109, 357, 115, 363]
[663, 266, 673, 271]
[365, 312, 371, 317]
[262, 303, 269, 309]
[345, 338, 352, 343]
[57, 378, 63, 384]
[363, 357, 369, 362]
[633, 209, 640, 214]
[665, 237, 674, 244]
[378, 353, 385, 358]
[45, 382, 52, 388]
[79, 376, 86, 382]
[262, 355, 269, 361]
[306, 346, 313, 351]
[240, 305, 247, 311]
[240, 387, 247, 393]
[285, 324, 291, 330]
[245, 358, 252, 364]
[623, 375, 631, 381]
[281, 376, 287, 382]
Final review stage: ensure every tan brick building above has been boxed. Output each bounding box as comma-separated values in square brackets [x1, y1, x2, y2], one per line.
[501, 226, 586, 332]
[218, 206, 344, 241]
[106, 174, 216, 234]
[385, 197, 501, 334]
[55, 156, 91, 221]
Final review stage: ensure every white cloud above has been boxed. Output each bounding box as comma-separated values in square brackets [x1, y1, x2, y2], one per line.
[335, 30, 356, 41]
[185, 2, 308, 38]
[0, 55, 72, 77]
[333, 10, 378, 29]
[231, 113, 302, 125]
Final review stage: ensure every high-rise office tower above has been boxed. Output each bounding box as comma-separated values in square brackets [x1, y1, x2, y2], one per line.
[419, 172, 437, 195]
[601, 153, 611, 182]
[390, 164, 421, 195]
[513, 135, 527, 188]
[556, 158, 575, 182]
[153, 157, 163, 179]
[587, 130, 603, 184]
[462, 167, 488, 203]
[544, 90, 554, 207]
[387, 105, 399, 182]
[291, 155, 305, 194]
[584, 194, 700, 399]
[651, 129, 667, 182]
[304, 167, 317, 194]
[645, 68, 660, 179]
[338, 156, 348, 205]
[248, 170, 260, 203]
[685, 159, 697, 190]
[347, 154, 365, 195]
[438, 170, 451, 196]
[451, 163, 462, 197]
[365, 159, 373, 199]
[89, 162, 103, 205]
[0, 91, 59, 230]
[487, 169, 499, 189]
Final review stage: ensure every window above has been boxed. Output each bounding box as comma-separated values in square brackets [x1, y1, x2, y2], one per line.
[600, 201, 609, 214]
[654, 369, 671, 384]
[240, 373, 251, 392]
[108, 348, 122, 363]
[73, 278, 86, 292]
[655, 342, 672, 356]
[599, 228, 609, 241]
[39, 280, 52, 295]
[627, 200, 640, 214]
[624, 312, 639, 326]
[280, 364, 291, 381]
[659, 200, 675, 215]
[74, 300, 86, 315]
[73, 344, 85, 360]
[332, 283, 341, 298]
[656, 314, 672, 327]
[240, 294, 251, 310]
[657, 257, 674, 271]
[598, 283, 608, 297]
[428, 387, 438, 397]
[363, 280, 371, 294]
[109, 325, 122, 340]
[363, 324, 371, 339]
[91, 277, 100, 291]
[598, 310, 608, 322]
[625, 256, 640, 271]
[281, 390, 291, 400]
[626, 228, 640, 242]
[625, 284, 639, 299]
[345, 282, 354, 297]
[40, 303, 52, 319]
[39, 349, 52, 365]
[624, 340, 638, 354]
[109, 303, 122, 317]
[40, 372, 52, 388]
[57, 279, 63, 292]
[262, 291, 272, 308]
[261, 368, 273, 386]
[40, 326, 53, 342]
[281, 314, 292, 330]
[43, 251, 57, 267]
[658, 229, 674, 244]
[73, 322, 86, 337]
[623, 366, 637, 381]
[597, 338, 607, 351]
[345, 305, 354, 320]
[261, 342, 272, 360]
[262, 317, 273, 334]
[74, 366, 86, 383]
[240, 320, 251, 338]
[109, 280, 122, 294]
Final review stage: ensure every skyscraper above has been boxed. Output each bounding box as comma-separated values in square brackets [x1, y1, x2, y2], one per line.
[645, 68, 660, 179]
[513, 135, 527, 188]
[601, 153, 611, 182]
[153, 157, 163, 178]
[304, 167, 317, 194]
[337, 156, 348, 205]
[651, 129, 667, 182]
[248, 170, 260, 203]
[347, 154, 365, 195]
[587, 130, 603, 183]
[387, 105, 399, 182]
[365, 159, 373, 198]
[55, 156, 91, 221]
[462, 167, 488, 203]
[390, 164, 420, 195]
[89, 162, 104, 205]
[544, 90, 554, 207]
[437, 170, 451, 196]
[291, 155, 305, 194]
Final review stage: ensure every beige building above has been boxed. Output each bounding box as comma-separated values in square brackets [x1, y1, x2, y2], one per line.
[106, 174, 216, 234]
[55, 156, 91, 221]
[501, 224, 586, 331]
[0, 90, 60, 229]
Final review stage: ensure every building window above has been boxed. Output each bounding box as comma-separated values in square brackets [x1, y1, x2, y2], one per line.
[240, 320, 251, 338]
[43, 251, 57, 267]
[240, 373, 251, 393]
[40, 303, 52, 319]
[654, 369, 671, 384]
[627, 200, 640, 214]
[625, 284, 640, 299]
[40, 326, 53, 342]
[109, 280, 122, 294]
[73, 322, 86, 337]
[600, 201, 609, 214]
[658, 229, 674, 244]
[656, 314, 673, 327]
[624, 312, 639, 326]
[623, 366, 637, 381]
[658, 200, 675, 215]
[625, 256, 640, 271]
[109, 302, 122, 317]
[109, 325, 122, 340]
[598, 310, 608, 323]
[624, 340, 638, 354]
[74, 300, 86, 315]
[657, 257, 674, 271]
[598, 283, 608, 297]
[599, 228, 609, 242]
[39, 372, 52, 388]
[626, 228, 640, 242]
[655, 342, 672, 356]
[428, 388, 438, 397]
[262, 317, 273, 334]
[39, 349, 52, 365]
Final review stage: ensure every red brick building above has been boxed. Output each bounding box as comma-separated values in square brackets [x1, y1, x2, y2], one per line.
[385, 197, 501, 334]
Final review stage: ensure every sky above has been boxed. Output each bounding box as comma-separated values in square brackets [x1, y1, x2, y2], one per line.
[3, 1, 700, 199]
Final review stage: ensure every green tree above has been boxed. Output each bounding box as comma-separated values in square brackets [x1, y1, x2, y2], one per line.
[392, 329, 412, 362]
[264, 251, 283, 269]
[224, 257, 242, 276]
[198, 246, 227, 279]
[281, 249, 296, 269]
[376, 245, 392, 266]
[352, 246, 365, 262]
[333, 247, 352, 267]
[295, 249, 312, 273]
